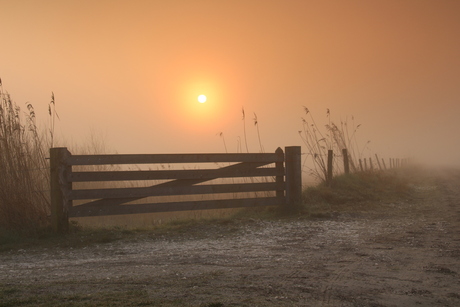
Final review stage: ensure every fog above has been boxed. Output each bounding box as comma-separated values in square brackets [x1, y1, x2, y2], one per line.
[2, 0, 460, 167]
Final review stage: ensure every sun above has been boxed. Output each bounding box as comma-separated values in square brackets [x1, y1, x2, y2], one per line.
[197, 94, 207, 103]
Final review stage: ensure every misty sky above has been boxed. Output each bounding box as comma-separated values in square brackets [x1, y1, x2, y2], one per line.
[1, 0, 460, 167]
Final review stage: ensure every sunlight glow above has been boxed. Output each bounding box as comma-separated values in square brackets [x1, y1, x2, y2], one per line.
[198, 94, 207, 103]
[160, 74, 236, 135]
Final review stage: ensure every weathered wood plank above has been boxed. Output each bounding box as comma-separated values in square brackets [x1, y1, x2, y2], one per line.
[69, 182, 284, 200]
[66, 152, 282, 165]
[69, 196, 285, 217]
[76, 161, 283, 207]
[69, 165, 282, 182]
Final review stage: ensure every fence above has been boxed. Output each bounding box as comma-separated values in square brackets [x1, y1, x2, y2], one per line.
[326, 148, 411, 185]
[50, 146, 302, 232]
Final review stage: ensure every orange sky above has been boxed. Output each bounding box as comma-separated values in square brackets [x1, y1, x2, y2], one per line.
[1, 0, 460, 167]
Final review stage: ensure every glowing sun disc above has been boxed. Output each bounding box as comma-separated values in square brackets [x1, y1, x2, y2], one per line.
[198, 94, 207, 103]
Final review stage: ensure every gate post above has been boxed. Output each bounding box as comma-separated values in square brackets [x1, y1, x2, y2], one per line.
[275, 147, 285, 198]
[285, 146, 302, 206]
[50, 147, 71, 233]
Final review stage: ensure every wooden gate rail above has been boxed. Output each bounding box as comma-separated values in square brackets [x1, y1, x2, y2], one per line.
[50, 146, 302, 232]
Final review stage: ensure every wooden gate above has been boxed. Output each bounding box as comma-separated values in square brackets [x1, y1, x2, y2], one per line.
[50, 146, 302, 232]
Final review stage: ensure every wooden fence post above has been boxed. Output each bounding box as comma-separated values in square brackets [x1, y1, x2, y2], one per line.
[285, 146, 302, 206]
[359, 159, 363, 172]
[50, 147, 72, 233]
[375, 154, 382, 170]
[342, 148, 350, 174]
[275, 147, 285, 198]
[327, 149, 333, 186]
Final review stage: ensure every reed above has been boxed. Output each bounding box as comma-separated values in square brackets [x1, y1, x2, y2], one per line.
[0, 82, 50, 232]
[299, 107, 370, 183]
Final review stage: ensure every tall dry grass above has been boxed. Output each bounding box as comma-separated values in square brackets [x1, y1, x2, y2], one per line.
[0, 82, 51, 232]
[298, 107, 370, 183]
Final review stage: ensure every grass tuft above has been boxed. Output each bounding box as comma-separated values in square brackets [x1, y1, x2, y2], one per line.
[302, 169, 413, 218]
[0, 83, 51, 233]
[299, 107, 368, 182]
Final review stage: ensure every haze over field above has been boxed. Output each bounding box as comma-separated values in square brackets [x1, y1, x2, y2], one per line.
[1, 0, 459, 167]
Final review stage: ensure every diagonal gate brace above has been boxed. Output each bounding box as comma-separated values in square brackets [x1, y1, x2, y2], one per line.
[74, 161, 273, 208]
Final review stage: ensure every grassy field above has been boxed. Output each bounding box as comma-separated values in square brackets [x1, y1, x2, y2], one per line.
[0, 166, 416, 252]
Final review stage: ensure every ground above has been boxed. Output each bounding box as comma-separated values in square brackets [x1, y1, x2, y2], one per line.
[1, 168, 459, 306]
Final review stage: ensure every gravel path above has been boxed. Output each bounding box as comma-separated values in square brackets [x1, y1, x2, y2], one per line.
[1, 168, 459, 306]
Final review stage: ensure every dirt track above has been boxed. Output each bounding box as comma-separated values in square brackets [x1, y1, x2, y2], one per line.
[1, 168, 460, 306]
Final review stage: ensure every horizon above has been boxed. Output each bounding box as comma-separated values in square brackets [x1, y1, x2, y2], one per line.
[1, 0, 460, 168]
